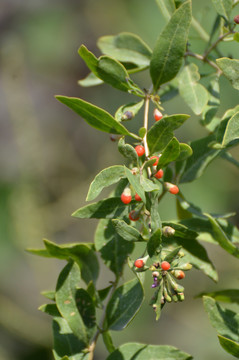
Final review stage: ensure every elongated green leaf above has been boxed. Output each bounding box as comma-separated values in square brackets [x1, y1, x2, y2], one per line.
[106, 342, 193, 360]
[178, 63, 208, 115]
[164, 246, 182, 262]
[106, 278, 144, 330]
[118, 137, 138, 163]
[72, 197, 134, 219]
[150, 1, 192, 90]
[147, 114, 190, 154]
[112, 219, 144, 242]
[162, 221, 198, 239]
[218, 334, 239, 358]
[115, 100, 144, 122]
[222, 112, 239, 147]
[53, 316, 89, 360]
[86, 165, 125, 201]
[147, 228, 162, 257]
[56, 96, 138, 139]
[157, 137, 180, 167]
[140, 176, 160, 191]
[217, 58, 239, 90]
[179, 134, 222, 183]
[55, 262, 92, 345]
[197, 289, 239, 304]
[203, 296, 239, 342]
[78, 72, 103, 87]
[124, 166, 146, 203]
[155, 0, 176, 21]
[211, 0, 233, 20]
[102, 331, 116, 354]
[150, 192, 162, 233]
[97, 32, 152, 68]
[43, 240, 99, 285]
[176, 143, 193, 161]
[94, 219, 134, 275]
[205, 214, 239, 258]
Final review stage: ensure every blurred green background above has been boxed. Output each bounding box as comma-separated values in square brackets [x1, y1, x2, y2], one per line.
[1, 0, 239, 359]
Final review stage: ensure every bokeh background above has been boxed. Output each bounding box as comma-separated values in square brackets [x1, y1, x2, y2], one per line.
[1, 0, 239, 359]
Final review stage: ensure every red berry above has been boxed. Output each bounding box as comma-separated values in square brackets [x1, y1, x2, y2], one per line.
[129, 210, 140, 221]
[134, 259, 144, 268]
[169, 185, 179, 195]
[121, 188, 132, 204]
[150, 156, 159, 166]
[174, 270, 185, 280]
[234, 15, 239, 24]
[161, 261, 170, 271]
[135, 145, 145, 157]
[135, 193, 142, 201]
[154, 169, 164, 179]
[153, 108, 163, 121]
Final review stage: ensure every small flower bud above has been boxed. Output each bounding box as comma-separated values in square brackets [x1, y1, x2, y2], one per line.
[162, 226, 175, 237]
[179, 263, 192, 271]
[131, 167, 139, 175]
[234, 15, 239, 24]
[110, 134, 121, 141]
[121, 111, 133, 121]
[152, 271, 159, 277]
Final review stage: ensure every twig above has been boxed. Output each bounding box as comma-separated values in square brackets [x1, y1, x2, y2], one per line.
[184, 51, 221, 73]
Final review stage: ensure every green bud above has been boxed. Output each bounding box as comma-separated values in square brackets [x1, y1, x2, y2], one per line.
[177, 292, 185, 302]
[172, 294, 178, 302]
[166, 273, 184, 293]
[176, 263, 192, 271]
[162, 226, 175, 237]
[163, 284, 172, 303]
[121, 110, 134, 121]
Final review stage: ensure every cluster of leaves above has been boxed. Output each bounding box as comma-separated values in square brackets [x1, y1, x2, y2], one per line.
[29, 0, 239, 359]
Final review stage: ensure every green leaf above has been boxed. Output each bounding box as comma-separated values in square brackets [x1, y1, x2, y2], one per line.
[200, 77, 220, 131]
[164, 246, 182, 262]
[78, 72, 103, 87]
[147, 228, 162, 257]
[39, 303, 61, 317]
[41, 290, 55, 301]
[86, 165, 125, 201]
[94, 219, 134, 275]
[106, 343, 193, 360]
[150, 192, 162, 233]
[203, 296, 239, 342]
[155, 0, 176, 21]
[176, 143, 193, 161]
[52, 316, 89, 360]
[218, 334, 239, 358]
[124, 166, 146, 203]
[55, 96, 138, 139]
[197, 289, 239, 304]
[179, 134, 222, 183]
[43, 240, 99, 285]
[217, 58, 239, 90]
[211, 0, 233, 20]
[102, 331, 116, 353]
[72, 197, 134, 219]
[105, 278, 144, 330]
[162, 221, 198, 239]
[178, 63, 208, 115]
[222, 112, 239, 147]
[157, 137, 181, 167]
[150, 1, 192, 90]
[147, 114, 190, 154]
[55, 262, 96, 345]
[115, 100, 144, 122]
[97, 32, 152, 68]
[205, 214, 239, 258]
[112, 219, 144, 242]
[118, 137, 138, 163]
[140, 176, 160, 192]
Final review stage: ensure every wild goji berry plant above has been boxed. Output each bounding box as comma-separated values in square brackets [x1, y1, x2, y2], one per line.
[29, 0, 239, 359]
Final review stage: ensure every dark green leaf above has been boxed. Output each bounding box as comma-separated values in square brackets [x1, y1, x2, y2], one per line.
[112, 219, 144, 242]
[164, 246, 182, 262]
[211, 0, 233, 20]
[115, 101, 144, 122]
[39, 303, 60, 317]
[179, 134, 222, 183]
[72, 197, 134, 219]
[97, 32, 152, 68]
[218, 334, 239, 358]
[157, 137, 180, 167]
[197, 289, 239, 304]
[147, 228, 162, 257]
[217, 58, 239, 90]
[147, 114, 190, 154]
[124, 166, 146, 203]
[102, 331, 115, 353]
[94, 219, 134, 275]
[55, 96, 138, 139]
[118, 137, 138, 163]
[203, 296, 239, 342]
[106, 278, 144, 330]
[150, 1, 192, 90]
[178, 63, 208, 115]
[43, 240, 99, 285]
[205, 214, 239, 258]
[176, 143, 193, 161]
[55, 262, 95, 345]
[86, 165, 125, 201]
[106, 342, 193, 360]
[52, 316, 89, 360]
[221, 112, 239, 147]
[162, 221, 198, 239]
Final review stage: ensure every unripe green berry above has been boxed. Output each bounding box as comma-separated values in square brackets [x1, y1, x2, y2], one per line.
[162, 226, 175, 237]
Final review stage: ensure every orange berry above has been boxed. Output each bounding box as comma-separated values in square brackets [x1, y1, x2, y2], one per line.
[150, 156, 159, 166]
[154, 169, 164, 179]
[134, 193, 142, 201]
[129, 210, 140, 221]
[134, 259, 144, 268]
[153, 108, 163, 121]
[135, 145, 145, 157]
[121, 188, 132, 204]
[161, 261, 170, 271]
